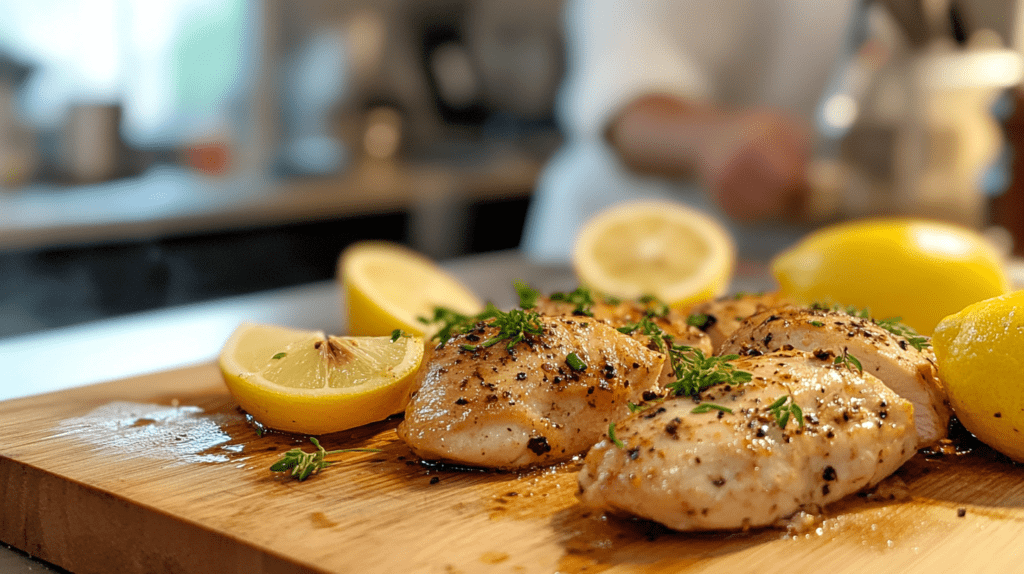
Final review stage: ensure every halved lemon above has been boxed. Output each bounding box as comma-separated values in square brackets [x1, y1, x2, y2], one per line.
[218, 322, 424, 435]
[572, 201, 736, 307]
[339, 241, 483, 337]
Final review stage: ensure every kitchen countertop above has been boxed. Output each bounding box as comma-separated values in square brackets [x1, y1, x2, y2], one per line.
[0, 248, 776, 571]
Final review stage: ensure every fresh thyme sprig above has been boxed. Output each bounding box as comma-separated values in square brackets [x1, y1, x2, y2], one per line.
[833, 347, 863, 374]
[666, 347, 753, 397]
[460, 308, 543, 352]
[419, 303, 501, 343]
[767, 395, 804, 429]
[618, 315, 752, 398]
[809, 303, 930, 352]
[269, 437, 382, 481]
[875, 317, 931, 351]
[549, 286, 597, 316]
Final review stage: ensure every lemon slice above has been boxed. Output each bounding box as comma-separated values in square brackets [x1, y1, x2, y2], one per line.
[572, 201, 736, 307]
[772, 218, 1010, 334]
[218, 322, 424, 435]
[339, 241, 483, 337]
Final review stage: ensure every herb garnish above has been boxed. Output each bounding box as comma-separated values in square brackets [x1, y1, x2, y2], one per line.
[638, 294, 670, 318]
[566, 352, 587, 371]
[271, 352, 287, 360]
[269, 437, 382, 481]
[608, 422, 625, 449]
[460, 308, 543, 352]
[389, 329, 404, 342]
[666, 348, 753, 397]
[686, 313, 713, 329]
[514, 280, 540, 309]
[419, 304, 501, 344]
[875, 317, 931, 351]
[809, 320, 824, 327]
[691, 402, 733, 414]
[550, 286, 596, 316]
[809, 303, 930, 351]
[767, 395, 804, 429]
[618, 317, 752, 398]
[833, 347, 863, 374]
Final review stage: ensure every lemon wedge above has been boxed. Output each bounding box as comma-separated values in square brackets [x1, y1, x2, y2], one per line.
[218, 322, 424, 435]
[772, 218, 1009, 334]
[339, 241, 483, 337]
[933, 291, 1024, 462]
[572, 201, 735, 307]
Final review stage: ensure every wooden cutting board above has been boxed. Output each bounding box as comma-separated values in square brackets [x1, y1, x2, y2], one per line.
[2, 363, 1024, 574]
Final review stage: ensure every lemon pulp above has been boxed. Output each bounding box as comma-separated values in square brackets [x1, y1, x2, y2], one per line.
[219, 322, 424, 435]
[573, 201, 735, 307]
[340, 241, 483, 337]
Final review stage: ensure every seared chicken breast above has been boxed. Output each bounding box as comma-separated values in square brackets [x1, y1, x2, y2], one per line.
[534, 295, 711, 391]
[685, 292, 788, 350]
[534, 296, 712, 354]
[719, 306, 948, 447]
[578, 349, 917, 531]
[398, 315, 666, 469]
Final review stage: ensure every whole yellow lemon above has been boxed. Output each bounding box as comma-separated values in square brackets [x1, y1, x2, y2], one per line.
[933, 291, 1024, 462]
[772, 218, 1009, 334]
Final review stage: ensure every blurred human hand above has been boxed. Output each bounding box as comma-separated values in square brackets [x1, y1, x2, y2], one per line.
[697, 110, 810, 222]
[608, 96, 811, 222]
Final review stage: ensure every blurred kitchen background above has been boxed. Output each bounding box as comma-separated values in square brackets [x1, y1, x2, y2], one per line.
[0, 0, 1023, 339]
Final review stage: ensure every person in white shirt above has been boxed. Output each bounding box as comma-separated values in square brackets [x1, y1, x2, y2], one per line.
[520, 0, 860, 262]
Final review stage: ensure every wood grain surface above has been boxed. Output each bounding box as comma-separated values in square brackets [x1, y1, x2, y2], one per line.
[2, 363, 1024, 574]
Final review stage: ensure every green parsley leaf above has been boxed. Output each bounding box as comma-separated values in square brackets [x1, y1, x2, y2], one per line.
[389, 329, 403, 343]
[271, 352, 287, 360]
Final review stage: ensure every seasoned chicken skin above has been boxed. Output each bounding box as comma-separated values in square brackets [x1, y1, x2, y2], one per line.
[685, 292, 788, 351]
[398, 315, 666, 469]
[719, 306, 949, 447]
[578, 350, 917, 531]
[534, 296, 712, 354]
[534, 295, 711, 390]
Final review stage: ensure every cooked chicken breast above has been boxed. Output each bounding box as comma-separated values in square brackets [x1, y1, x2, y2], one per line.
[534, 295, 711, 391]
[398, 315, 666, 469]
[577, 350, 917, 531]
[718, 306, 948, 447]
[534, 296, 712, 354]
[685, 292, 787, 350]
